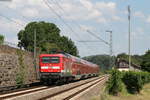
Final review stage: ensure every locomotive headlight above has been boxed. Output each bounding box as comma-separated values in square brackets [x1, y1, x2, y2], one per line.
[41, 66, 49, 69]
[61, 70, 65, 72]
[51, 66, 60, 69]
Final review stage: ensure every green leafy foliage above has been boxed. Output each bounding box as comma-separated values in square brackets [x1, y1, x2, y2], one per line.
[117, 53, 143, 66]
[57, 36, 79, 56]
[140, 71, 150, 84]
[117, 50, 150, 72]
[17, 21, 79, 56]
[106, 70, 150, 95]
[141, 50, 150, 72]
[83, 55, 115, 71]
[16, 73, 24, 87]
[106, 70, 124, 95]
[122, 71, 143, 93]
[16, 50, 25, 87]
[0, 34, 4, 44]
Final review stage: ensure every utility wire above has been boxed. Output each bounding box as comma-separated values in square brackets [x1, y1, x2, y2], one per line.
[86, 30, 109, 45]
[44, 0, 95, 52]
[44, 0, 83, 42]
[0, 14, 25, 27]
[45, 0, 67, 36]
[51, 0, 85, 32]
[1, 4, 29, 22]
[50, 0, 109, 45]
[44, 0, 76, 35]
[45, 0, 107, 55]
[50, 0, 85, 38]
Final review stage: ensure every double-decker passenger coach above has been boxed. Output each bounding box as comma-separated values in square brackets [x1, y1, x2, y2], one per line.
[39, 53, 100, 84]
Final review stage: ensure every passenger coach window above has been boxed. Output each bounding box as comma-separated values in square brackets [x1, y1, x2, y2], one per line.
[42, 57, 60, 63]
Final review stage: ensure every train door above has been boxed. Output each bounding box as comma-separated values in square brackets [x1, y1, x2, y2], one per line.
[63, 57, 72, 76]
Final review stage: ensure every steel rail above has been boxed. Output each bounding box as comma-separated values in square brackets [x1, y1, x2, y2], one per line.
[39, 75, 108, 100]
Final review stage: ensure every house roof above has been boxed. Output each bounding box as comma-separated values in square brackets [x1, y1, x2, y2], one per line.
[116, 58, 141, 69]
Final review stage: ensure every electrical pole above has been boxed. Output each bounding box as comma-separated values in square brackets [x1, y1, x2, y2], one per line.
[128, 5, 131, 69]
[106, 30, 113, 69]
[34, 29, 38, 79]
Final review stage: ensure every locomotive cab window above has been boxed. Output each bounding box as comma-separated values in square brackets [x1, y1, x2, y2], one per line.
[42, 57, 60, 63]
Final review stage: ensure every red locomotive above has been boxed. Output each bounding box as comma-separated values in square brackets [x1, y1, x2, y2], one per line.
[39, 53, 100, 84]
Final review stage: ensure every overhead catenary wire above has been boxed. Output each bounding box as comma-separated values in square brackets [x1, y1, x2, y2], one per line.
[45, 0, 67, 36]
[50, 0, 86, 39]
[1, 0, 107, 55]
[50, 0, 91, 34]
[47, 0, 104, 44]
[45, 0, 110, 56]
[43, 0, 76, 36]
[1, 4, 29, 22]
[50, 0, 109, 46]
[43, 0, 95, 52]
[86, 30, 109, 45]
[0, 13, 25, 27]
[44, 0, 78, 40]
[51, 0, 82, 30]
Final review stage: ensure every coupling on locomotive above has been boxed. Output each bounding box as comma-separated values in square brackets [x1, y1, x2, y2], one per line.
[39, 53, 100, 84]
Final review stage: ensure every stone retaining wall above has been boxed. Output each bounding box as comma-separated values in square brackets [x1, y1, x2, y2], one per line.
[0, 45, 39, 87]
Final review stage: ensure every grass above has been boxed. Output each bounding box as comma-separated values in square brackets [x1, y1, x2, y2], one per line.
[91, 83, 150, 100]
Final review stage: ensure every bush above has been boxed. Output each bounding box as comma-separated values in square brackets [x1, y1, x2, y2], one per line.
[140, 72, 150, 84]
[106, 70, 124, 95]
[122, 71, 150, 94]
[122, 71, 143, 93]
[0, 35, 4, 44]
[106, 70, 150, 95]
[141, 50, 150, 72]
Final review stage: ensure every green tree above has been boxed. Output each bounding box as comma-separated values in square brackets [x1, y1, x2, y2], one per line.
[58, 36, 79, 56]
[0, 34, 4, 44]
[18, 21, 79, 56]
[122, 71, 143, 93]
[83, 55, 113, 71]
[117, 53, 142, 66]
[141, 50, 150, 72]
[106, 70, 124, 95]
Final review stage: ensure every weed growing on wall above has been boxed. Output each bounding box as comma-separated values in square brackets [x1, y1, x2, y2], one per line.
[16, 50, 26, 87]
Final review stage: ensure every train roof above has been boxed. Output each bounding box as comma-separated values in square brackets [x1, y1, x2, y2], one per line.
[40, 54, 65, 57]
[39, 53, 99, 67]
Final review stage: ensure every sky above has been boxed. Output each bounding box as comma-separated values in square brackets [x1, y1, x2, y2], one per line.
[0, 0, 149, 57]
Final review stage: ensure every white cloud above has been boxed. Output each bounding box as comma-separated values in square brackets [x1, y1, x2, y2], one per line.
[79, 0, 93, 11]
[8, 0, 46, 9]
[62, 0, 102, 21]
[131, 28, 145, 40]
[5, 0, 121, 24]
[8, 0, 24, 9]
[97, 17, 107, 23]
[80, 25, 94, 31]
[0, 17, 25, 32]
[95, 2, 117, 14]
[0, 0, 149, 56]
[146, 16, 150, 23]
[134, 11, 145, 18]
[22, 8, 39, 18]
[112, 16, 122, 21]
[87, 10, 102, 19]
[95, 2, 122, 22]
[63, 1, 120, 23]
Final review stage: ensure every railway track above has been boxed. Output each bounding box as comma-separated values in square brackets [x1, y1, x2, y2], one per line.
[0, 75, 108, 100]
[40, 75, 108, 100]
[0, 82, 42, 94]
[0, 86, 49, 100]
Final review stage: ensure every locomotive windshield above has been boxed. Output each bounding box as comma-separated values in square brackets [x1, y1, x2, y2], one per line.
[42, 57, 60, 63]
